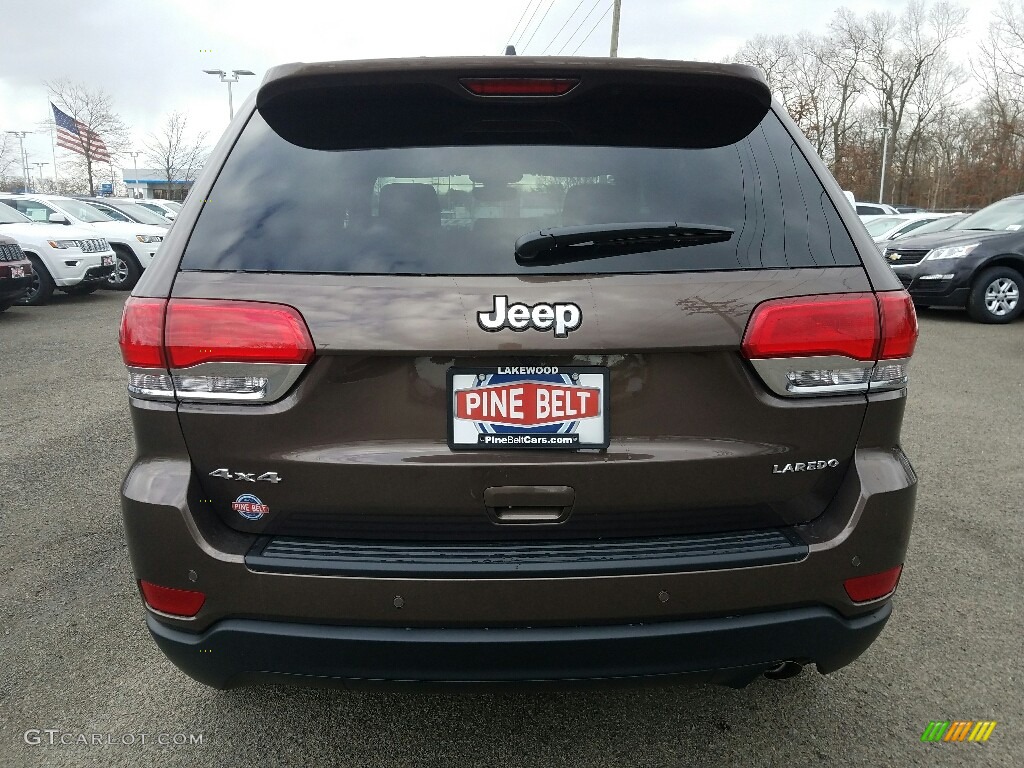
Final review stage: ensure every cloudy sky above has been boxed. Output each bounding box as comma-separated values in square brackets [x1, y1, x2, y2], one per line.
[0, 0, 996, 179]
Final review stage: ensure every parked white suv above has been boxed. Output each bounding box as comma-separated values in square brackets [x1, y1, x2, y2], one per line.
[0, 201, 115, 305]
[0, 194, 166, 290]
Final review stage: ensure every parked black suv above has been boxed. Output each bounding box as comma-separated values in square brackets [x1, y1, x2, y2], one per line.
[883, 193, 1024, 323]
[0, 234, 32, 311]
[119, 57, 918, 689]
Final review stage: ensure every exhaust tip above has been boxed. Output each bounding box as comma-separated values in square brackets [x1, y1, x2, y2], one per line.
[764, 661, 803, 680]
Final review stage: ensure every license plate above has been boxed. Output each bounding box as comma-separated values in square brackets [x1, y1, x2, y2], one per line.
[102, 255, 114, 266]
[448, 366, 609, 450]
[10, 266, 25, 278]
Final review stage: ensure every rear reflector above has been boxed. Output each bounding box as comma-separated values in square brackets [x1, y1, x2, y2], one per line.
[844, 565, 903, 603]
[119, 298, 167, 368]
[742, 291, 917, 397]
[459, 77, 580, 96]
[139, 580, 206, 617]
[165, 299, 314, 368]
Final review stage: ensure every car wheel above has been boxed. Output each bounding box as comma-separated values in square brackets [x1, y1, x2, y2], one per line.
[62, 282, 100, 296]
[967, 267, 1023, 324]
[16, 255, 56, 306]
[107, 248, 141, 290]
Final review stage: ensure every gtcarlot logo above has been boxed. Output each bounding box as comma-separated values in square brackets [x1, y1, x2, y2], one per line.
[24, 729, 204, 746]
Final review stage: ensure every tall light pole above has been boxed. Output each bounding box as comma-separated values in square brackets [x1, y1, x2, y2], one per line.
[128, 150, 142, 198]
[609, 0, 622, 57]
[203, 69, 255, 121]
[5, 130, 30, 193]
[33, 162, 49, 192]
[877, 123, 889, 205]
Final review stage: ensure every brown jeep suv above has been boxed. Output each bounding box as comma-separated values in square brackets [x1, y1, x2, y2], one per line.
[119, 57, 918, 689]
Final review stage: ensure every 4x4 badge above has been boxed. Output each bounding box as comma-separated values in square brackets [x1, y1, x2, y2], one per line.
[477, 295, 582, 338]
[209, 468, 282, 483]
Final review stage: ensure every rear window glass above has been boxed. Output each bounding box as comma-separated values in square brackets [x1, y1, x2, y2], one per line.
[182, 110, 859, 275]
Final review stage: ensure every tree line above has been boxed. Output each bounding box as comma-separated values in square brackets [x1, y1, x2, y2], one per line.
[0, 79, 207, 198]
[730, 0, 1024, 210]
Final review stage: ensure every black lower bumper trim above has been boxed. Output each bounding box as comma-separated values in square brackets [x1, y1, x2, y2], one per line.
[246, 529, 808, 578]
[83, 264, 115, 282]
[147, 603, 891, 689]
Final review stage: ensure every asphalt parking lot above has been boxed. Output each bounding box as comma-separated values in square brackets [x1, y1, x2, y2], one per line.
[0, 290, 1021, 768]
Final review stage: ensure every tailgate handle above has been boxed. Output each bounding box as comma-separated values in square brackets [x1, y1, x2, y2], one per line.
[484, 486, 575, 524]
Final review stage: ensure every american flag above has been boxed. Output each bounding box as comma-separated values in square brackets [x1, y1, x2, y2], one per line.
[51, 102, 112, 163]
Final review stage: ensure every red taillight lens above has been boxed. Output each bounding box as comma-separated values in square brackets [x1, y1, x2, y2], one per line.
[119, 297, 168, 368]
[844, 565, 903, 603]
[165, 299, 314, 368]
[878, 292, 918, 359]
[139, 580, 206, 617]
[459, 77, 580, 96]
[742, 293, 880, 361]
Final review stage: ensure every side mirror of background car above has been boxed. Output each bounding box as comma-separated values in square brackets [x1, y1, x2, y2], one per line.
[48, 213, 69, 225]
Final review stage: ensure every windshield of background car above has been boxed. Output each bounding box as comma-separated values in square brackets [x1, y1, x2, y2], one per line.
[0, 203, 33, 225]
[956, 197, 1024, 231]
[91, 204, 132, 222]
[52, 199, 114, 223]
[164, 201, 182, 211]
[865, 216, 907, 236]
[112, 203, 171, 226]
[908, 214, 966, 236]
[181, 110, 860, 275]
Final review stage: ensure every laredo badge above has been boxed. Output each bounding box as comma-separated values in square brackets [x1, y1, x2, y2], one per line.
[232, 493, 270, 520]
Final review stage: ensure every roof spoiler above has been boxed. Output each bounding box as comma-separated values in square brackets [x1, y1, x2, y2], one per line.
[256, 57, 772, 151]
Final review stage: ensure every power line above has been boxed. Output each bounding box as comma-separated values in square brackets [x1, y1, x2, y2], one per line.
[516, 0, 546, 48]
[572, 1, 613, 55]
[522, 0, 558, 54]
[542, 0, 588, 55]
[556, 0, 604, 55]
[506, 0, 537, 49]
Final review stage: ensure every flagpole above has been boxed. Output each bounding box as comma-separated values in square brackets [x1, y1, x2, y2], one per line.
[47, 98, 59, 192]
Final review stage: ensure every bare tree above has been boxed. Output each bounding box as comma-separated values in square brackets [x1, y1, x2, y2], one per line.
[862, 0, 967, 201]
[822, 8, 869, 174]
[143, 112, 208, 200]
[47, 79, 130, 195]
[0, 133, 19, 179]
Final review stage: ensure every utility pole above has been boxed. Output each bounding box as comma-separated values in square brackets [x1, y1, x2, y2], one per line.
[877, 123, 889, 204]
[128, 150, 142, 198]
[204, 69, 255, 121]
[6, 131, 30, 192]
[33, 162, 49, 193]
[609, 0, 622, 57]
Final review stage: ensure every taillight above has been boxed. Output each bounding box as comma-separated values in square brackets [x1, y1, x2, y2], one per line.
[844, 565, 903, 603]
[459, 77, 580, 96]
[118, 297, 314, 403]
[742, 291, 918, 397]
[877, 292, 919, 359]
[119, 298, 167, 368]
[139, 580, 206, 617]
[165, 300, 314, 367]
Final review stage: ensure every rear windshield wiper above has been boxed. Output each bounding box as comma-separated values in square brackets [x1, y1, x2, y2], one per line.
[514, 222, 733, 266]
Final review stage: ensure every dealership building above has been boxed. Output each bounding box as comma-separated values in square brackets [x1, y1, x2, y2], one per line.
[120, 168, 197, 201]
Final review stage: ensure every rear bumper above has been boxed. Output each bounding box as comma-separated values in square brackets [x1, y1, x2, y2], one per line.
[147, 603, 891, 689]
